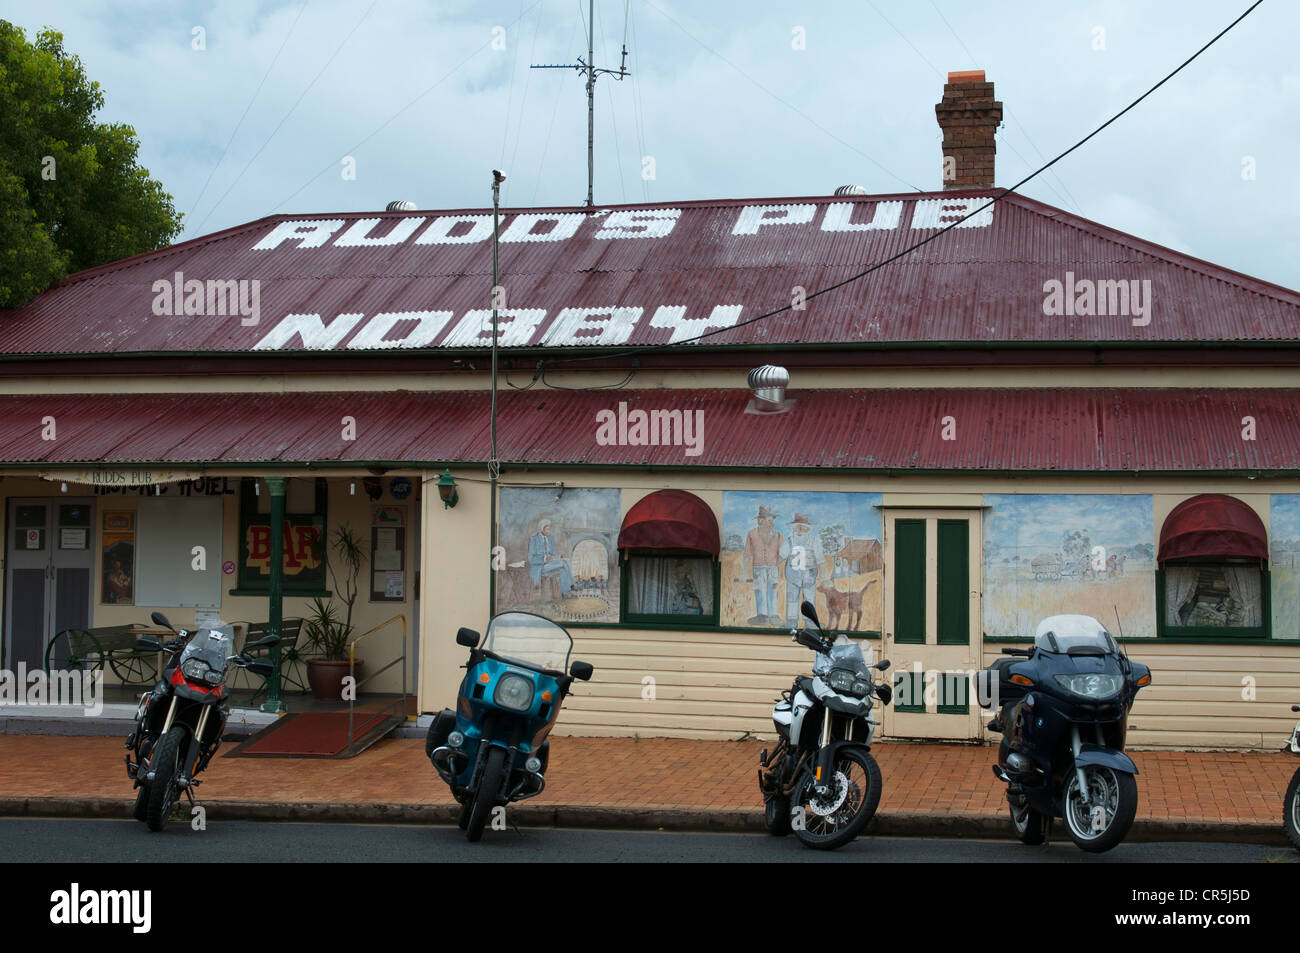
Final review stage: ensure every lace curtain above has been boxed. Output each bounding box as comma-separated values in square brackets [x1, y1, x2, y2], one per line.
[627, 556, 714, 616]
[1165, 565, 1261, 628]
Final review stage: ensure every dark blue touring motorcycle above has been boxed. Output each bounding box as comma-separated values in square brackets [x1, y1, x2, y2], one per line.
[981, 614, 1151, 853]
[426, 612, 593, 841]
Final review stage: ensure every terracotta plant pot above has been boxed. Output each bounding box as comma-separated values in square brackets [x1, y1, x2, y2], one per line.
[306, 659, 364, 702]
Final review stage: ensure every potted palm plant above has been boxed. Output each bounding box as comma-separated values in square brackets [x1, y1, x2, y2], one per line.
[303, 524, 367, 701]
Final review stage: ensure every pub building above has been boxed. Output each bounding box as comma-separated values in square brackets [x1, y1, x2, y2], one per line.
[1, 72, 1297, 750]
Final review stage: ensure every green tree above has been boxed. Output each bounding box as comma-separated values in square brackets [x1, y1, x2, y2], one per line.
[0, 22, 182, 307]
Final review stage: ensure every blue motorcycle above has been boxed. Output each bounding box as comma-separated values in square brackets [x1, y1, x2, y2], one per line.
[426, 611, 593, 841]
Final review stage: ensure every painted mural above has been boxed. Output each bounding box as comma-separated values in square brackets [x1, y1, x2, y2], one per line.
[721, 492, 883, 632]
[983, 494, 1156, 638]
[496, 487, 621, 624]
[1270, 496, 1300, 640]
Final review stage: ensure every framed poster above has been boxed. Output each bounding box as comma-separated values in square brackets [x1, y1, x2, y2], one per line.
[370, 505, 406, 602]
[102, 511, 136, 605]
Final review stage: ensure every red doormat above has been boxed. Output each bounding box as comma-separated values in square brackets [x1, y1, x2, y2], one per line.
[230, 710, 393, 757]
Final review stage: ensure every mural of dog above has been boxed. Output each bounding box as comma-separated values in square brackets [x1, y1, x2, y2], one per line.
[818, 579, 878, 631]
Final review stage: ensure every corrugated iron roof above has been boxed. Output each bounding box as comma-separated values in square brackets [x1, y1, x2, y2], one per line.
[3, 388, 1298, 472]
[2, 191, 1297, 357]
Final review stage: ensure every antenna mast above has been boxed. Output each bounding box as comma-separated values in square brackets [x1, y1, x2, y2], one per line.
[531, 0, 630, 206]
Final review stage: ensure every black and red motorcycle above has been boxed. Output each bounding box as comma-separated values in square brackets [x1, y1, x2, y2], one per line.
[125, 612, 277, 831]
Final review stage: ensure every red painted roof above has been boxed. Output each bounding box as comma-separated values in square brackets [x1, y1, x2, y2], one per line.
[3, 192, 1297, 358]
[4, 388, 1299, 472]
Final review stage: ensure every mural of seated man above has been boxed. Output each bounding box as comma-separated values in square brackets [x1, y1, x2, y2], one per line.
[528, 518, 576, 599]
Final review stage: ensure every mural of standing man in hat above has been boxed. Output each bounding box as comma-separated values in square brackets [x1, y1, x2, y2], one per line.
[781, 513, 824, 626]
[742, 505, 782, 625]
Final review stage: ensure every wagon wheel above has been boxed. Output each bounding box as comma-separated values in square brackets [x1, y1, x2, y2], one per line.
[43, 629, 105, 677]
[109, 650, 155, 686]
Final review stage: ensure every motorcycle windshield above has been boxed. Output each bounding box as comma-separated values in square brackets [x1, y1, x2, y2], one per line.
[484, 612, 572, 674]
[179, 625, 235, 675]
[1033, 614, 1117, 654]
[812, 637, 870, 677]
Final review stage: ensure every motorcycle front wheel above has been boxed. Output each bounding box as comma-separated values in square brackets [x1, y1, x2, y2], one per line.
[790, 748, 882, 851]
[1062, 763, 1137, 853]
[1284, 767, 1300, 850]
[132, 784, 150, 823]
[466, 745, 507, 843]
[145, 725, 186, 832]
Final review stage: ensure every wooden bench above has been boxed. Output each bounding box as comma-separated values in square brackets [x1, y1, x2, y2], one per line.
[229, 618, 307, 701]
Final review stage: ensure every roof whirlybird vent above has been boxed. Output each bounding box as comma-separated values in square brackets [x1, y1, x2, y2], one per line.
[834, 185, 869, 196]
[386, 200, 417, 211]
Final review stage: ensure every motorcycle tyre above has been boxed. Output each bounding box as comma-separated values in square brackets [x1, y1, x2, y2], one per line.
[132, 784, 150, 823]
[466, 745, 506, 843]
[1063, 764, 1137, 853]
[791, 748, 881, 851]
[457, 797, 473, 831]
[1285, 767, 1300, 851]
[145, 725, 185, 832]
[1008, 793, 1047, 845]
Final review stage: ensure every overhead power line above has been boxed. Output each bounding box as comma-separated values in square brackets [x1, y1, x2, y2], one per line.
[537, 0, 1263, 372]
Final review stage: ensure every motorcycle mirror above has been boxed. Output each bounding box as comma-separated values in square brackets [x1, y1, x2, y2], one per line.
[570, 660, 594, 681]
[800, 600, 821, 629]
[455, 627, 481, 648]
[150, 611, 174, 631]
[1292, 705, 1300, 713]
[135, 636, 162, 653]
[874, 659, 891, 671]
[875, 683, 893, 705]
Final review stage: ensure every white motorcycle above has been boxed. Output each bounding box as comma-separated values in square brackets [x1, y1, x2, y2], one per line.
[1285, 703, 1300, 850]
[757, 600, 892, 850]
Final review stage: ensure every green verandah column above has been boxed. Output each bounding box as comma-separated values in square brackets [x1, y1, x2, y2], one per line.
[261, 475, 286, 714]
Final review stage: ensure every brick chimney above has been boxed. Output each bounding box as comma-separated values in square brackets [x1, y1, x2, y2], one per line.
[935, 70, 1002, 191]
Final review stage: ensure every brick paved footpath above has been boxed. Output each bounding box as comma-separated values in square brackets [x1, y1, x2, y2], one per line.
[0, 734, 1293, 831]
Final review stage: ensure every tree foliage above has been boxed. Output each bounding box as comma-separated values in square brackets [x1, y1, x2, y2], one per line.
[0, 22, 183, 308]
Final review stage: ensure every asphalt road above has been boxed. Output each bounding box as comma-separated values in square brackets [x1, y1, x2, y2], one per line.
[1, 819, 1295, 863]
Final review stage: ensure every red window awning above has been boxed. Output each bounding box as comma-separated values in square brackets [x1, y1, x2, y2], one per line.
[617, 490, 719, 556]
[1157, 494, 1268, 563]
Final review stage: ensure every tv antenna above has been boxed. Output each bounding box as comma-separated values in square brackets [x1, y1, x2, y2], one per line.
[531, 0, 630, 207]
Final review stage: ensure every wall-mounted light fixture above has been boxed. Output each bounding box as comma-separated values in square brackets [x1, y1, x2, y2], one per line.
[350, 480, 356, 496]
[60, 482, 67, 493]
[254, 481, 260, 497]
[437, 468, 459, 509]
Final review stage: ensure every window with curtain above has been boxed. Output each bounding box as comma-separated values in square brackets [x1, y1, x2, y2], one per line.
[623, 554, 718, 625]
[1160, 561, 1267, 636]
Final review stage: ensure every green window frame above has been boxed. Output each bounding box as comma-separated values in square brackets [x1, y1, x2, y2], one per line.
[1155, 561, 1271, 639]
[619, 551, 721, 627]
[231, 477, 330, 596]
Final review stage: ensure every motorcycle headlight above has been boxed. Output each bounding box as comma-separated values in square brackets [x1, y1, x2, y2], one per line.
[181, 659, 210, 683]
[1054, 674, 1122, 699]
[851, 678, 873, 698]
[205, 668, 223, 685]
[827, 669, 856, 693]
[494, 673, 534, 712]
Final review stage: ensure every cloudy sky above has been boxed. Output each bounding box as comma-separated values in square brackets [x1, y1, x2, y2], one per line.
[7, 0, 1298, 288]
